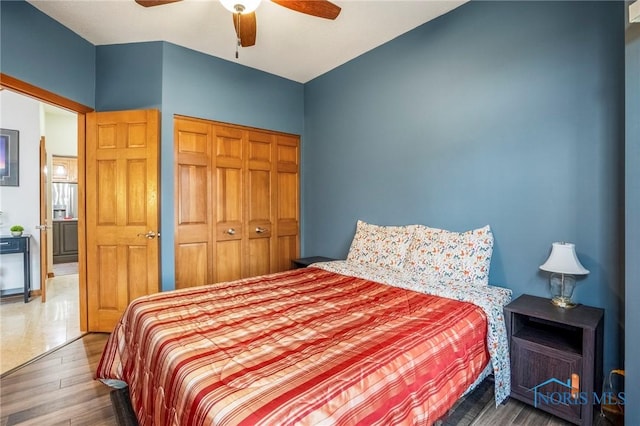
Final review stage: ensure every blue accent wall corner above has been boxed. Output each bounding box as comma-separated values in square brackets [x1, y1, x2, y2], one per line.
[302, 0, 625, 377]
[0, 0, 95, 108]
[96, 42, 164, 111]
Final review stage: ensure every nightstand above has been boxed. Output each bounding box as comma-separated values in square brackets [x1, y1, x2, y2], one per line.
[291, 256, 337, 269]
[504, 294, 603, 426]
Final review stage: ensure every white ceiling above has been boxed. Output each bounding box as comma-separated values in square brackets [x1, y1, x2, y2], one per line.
[27, 0, 467, 83]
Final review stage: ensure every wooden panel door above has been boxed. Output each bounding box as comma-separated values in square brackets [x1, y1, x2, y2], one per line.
[246, 131, 275, 277]
[213, 125, 244, 282]
[275, 134, 300, 271]
[174, 117, 213, 289]
[86, 110, 160, 332]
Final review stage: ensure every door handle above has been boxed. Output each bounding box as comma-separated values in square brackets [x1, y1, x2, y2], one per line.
[255, 227, 267, 234]
[137, 231, 159, 239]
[35, 224, 50, 230]
[226, 228, 236, 236]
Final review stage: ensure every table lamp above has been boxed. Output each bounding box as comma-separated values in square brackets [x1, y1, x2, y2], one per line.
[539, 242, 589, 308]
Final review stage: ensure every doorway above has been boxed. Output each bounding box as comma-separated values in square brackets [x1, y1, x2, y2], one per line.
[0, 76, 91, 374]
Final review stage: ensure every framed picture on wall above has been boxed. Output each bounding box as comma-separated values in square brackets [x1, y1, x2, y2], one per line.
[0, 128, 19, 187]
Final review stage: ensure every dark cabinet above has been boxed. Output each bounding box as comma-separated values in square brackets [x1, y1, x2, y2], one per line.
[505, 294, 604, 426]
[52, 220, 78, 263]
[52, 222, 61, 257]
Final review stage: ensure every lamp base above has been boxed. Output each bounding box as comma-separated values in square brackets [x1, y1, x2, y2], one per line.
[551, 296, 577, 309]
[549, 273, 578, 309]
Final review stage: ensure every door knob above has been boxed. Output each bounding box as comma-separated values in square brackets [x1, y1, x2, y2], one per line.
[255, 227, 267, 234]
[137, 231, 159, 239]
[226, 228, 236, 235]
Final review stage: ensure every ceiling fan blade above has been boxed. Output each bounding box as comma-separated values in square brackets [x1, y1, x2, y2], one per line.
[233, 12, 257, 47]
[135, 0, 181, 7]
[271, 0, 341, 20]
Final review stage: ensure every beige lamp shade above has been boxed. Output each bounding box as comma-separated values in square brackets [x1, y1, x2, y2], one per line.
[540, 242, 589, 275]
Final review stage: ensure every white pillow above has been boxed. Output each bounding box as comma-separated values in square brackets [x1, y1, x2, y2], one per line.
[346, 220, 416, 270]
[405, 225, 494, 286]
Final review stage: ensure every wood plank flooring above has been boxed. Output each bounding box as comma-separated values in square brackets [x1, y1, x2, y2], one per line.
[0, 333, 613, 426]
[0, 333, 115, 425]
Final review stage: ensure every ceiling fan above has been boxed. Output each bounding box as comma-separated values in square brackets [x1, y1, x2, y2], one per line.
[135, 0, 341, 49]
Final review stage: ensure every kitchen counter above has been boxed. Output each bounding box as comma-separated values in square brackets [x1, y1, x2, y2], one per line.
[53, 218, 78, 222]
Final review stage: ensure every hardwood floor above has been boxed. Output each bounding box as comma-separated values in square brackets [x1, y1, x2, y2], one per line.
[0, 333, 615, 426]
[0, 333, 115, 425]
[472, 399, 609, 426]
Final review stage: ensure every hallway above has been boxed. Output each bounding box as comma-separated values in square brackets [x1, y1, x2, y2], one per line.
[0, 266, 81, 375]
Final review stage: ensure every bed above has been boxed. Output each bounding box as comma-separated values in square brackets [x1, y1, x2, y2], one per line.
[96, 221, 512, 425]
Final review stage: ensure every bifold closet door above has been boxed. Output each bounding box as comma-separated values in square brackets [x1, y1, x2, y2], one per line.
[174, 116, 299, 288]
[246, 131, 275, 277]
[213, 125, 245, 283]
[275, 135, 300, 272]
[174, 118, 213, 289]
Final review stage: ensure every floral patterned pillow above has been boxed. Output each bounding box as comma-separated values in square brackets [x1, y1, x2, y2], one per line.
[405, 225, 494, 286]
[346, 220, 416, 269]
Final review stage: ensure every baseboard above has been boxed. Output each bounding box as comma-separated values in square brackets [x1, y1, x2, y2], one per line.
[3, 290, 44, 299]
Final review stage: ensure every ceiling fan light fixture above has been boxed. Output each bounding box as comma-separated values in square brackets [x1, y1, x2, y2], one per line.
[220, 0, 261, 14]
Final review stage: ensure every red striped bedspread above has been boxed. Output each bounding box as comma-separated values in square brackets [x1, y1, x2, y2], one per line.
[96, 267, 489, 425]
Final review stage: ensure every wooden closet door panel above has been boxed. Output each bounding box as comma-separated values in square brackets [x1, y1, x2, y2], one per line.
[247, 131, 274, 277]
[215, 169, 243, 281]
[214, 125, 244, 282]
[275, 135, 300, 272]
[177, 165, 208, 227]
[174, 118, 213, 289]
[176, 242, 209, 288]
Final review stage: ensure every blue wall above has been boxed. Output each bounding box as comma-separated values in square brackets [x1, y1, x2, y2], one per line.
[303, 0, 624, 375]
[625, 4, 640, 424]
[96, 42, 163, 111]
[161, 43, 304, 134]
[0, 0, 95, 108]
